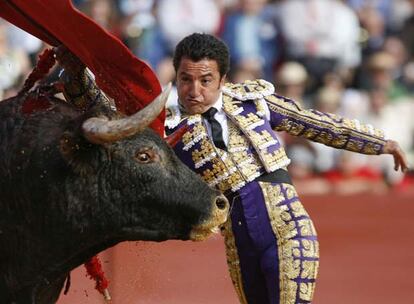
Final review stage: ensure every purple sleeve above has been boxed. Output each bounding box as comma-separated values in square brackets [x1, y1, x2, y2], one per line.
[264, 94, 386, 155]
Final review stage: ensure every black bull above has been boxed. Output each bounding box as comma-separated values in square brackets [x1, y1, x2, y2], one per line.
[0, 88, 229, 303]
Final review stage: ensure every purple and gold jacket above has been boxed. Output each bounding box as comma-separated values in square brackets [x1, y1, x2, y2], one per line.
[166, 79, 386, 193]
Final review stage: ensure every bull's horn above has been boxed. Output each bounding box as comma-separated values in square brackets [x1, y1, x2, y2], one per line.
[165, 125, 189, 148]
[82, 83, 172, 144]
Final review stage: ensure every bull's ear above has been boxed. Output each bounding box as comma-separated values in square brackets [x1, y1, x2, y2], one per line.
[59, 131, 97, 176]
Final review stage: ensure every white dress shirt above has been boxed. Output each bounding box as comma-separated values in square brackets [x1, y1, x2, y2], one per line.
[203, 93, 229, 147]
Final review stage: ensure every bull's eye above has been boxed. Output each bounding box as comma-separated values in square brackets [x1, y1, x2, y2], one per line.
[135, 148, 158, 164]
[136, 152, 151, 163]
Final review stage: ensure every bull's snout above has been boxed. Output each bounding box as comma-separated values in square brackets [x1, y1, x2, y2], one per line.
[215, 194, 229, 211]
[189, 193, 229, 241]
[212, 194, 229, 225]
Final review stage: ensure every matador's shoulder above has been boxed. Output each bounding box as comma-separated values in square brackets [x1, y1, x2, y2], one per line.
[222, 79, 275, 101]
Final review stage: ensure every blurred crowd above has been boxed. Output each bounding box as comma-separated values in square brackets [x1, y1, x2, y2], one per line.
[1, 0, 413, 195]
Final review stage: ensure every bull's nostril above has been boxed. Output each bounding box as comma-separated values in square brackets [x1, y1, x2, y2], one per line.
[215, 195, 228, 210]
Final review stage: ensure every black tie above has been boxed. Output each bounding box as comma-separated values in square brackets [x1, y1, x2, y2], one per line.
[202, 107, 227, 150]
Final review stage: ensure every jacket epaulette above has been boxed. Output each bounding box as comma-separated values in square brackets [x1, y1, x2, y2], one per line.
[222, 79, 275, 101]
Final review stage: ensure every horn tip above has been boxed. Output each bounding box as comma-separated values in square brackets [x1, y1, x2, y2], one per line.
[164, 82, 172, 94]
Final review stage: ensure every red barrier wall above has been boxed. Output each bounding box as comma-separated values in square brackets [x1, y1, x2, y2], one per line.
[58, 192, 414, 304]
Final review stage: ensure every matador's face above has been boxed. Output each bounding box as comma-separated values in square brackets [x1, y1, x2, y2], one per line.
[176, 57, 225, 115]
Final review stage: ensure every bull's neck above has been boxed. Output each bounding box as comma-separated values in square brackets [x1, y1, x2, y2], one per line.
[3, 231, 118, 303]
[2, 188, 118, 303]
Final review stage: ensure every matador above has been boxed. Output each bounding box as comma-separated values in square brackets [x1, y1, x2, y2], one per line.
[166, 33, 408, 304]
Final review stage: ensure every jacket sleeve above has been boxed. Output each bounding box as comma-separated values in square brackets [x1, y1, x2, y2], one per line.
[60, 68, 115, 111]
[264, 93, 386, 155]
[56, 48, 115, 111]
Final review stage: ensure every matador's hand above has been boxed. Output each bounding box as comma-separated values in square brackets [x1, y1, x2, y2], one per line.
[54, 45, 85, 74]
[383, 140, 409, 172]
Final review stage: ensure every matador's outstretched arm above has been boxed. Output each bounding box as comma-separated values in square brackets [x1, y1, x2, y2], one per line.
[264, 93, 409, 173]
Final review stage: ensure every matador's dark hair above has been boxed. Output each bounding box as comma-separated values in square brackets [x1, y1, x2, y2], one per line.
[173, 33, 230, 78]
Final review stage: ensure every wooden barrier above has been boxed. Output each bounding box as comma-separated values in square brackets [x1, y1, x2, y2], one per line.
[58, 192, 414, 304]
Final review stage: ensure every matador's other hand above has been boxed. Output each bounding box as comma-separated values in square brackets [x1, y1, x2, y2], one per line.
[383, 140, 409, 172]
[54, 45, 85, 74]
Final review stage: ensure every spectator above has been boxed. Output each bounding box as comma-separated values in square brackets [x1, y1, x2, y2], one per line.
[156, 57, 179, 108]
[275, 61, 309, 106]
[120, 0, 170, 70]
[323, 150, 388, 195]
[79, 0, 122, 38]
[220, 0, 282, 81]
[228, 64, 261, 84]
[157, 0, 221, 50]
[287, 144, 332, 195]
[400, 0, 414, 59]
[6, 24, 42, 66]
[364, 51, 410, 101]
[401, 60, 414, 94]
[363, 87, 414, 185]
[357, 5, 387, 56]
[347, 0, 391, 26]
[383, 36, 408, 71]
[347, 0, 413, 33]
[2, 0, 411, 196]
[388, 0, 413, 33]
[0, 22, 30, 100]
[278, 0, 361, 92]
[118, 0, 156, 36]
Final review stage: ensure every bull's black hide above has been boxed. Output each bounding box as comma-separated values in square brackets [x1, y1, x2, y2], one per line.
[0, 90, 228, 303]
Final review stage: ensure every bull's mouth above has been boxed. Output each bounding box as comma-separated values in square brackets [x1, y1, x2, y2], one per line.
[189, 197, 229, 241]
[189, 222, 224, 241]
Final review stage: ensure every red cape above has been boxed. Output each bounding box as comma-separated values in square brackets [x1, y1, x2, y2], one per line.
[0, 0, 164, 135]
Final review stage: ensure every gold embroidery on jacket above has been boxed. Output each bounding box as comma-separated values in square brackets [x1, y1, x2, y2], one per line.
[247, 130, 278, 150]
[223, 94, 292, 172]
[190, 120, 264, 192]
[315, 131, 334, 144]
[331, 135, 348, 147]
[363, 142, 382, 154]
[234, 112, 265, 130]
[262, 149, 290, 172]
[223, 79, 275, 101]
[265, 94, 385, 154]
[194, 139, 218, 168]
[228, 126, 249, 152]
[275, 119, 306, 136]
[182, 124, 206, 150]
[346, 139, 364, 152]
[222, 98, 244, 116]
[302, 128, 318, 140]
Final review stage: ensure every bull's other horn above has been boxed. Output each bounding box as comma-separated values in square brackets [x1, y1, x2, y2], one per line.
[165, 125, 189, 148]
[82, 83, 172, 144]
